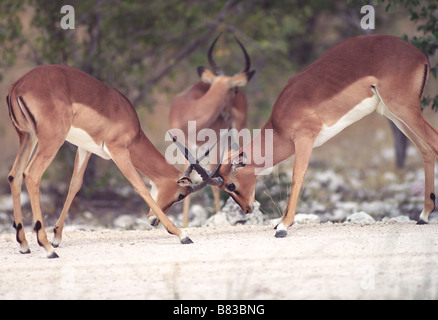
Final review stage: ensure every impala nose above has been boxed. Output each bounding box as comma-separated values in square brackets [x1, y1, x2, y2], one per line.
[245, 203, 254, 214]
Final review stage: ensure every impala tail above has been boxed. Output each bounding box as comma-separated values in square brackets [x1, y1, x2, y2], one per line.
[7, 83, 37, 135]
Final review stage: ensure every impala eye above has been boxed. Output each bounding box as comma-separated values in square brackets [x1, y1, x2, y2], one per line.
[227, 183, 236, 192]
[178, 194, 185, 201]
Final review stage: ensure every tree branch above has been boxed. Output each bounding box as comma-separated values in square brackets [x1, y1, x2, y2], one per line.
[130, 0, 237, 106]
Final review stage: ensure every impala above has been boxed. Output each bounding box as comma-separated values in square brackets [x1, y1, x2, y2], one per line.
[6, 65, 206, 258]
[168, 34, 255, 227]
[180, 34, 436, 237]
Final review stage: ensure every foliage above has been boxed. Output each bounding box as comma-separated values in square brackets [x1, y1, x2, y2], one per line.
[0, 0, 239, 106]
[0, 0, 26, 81]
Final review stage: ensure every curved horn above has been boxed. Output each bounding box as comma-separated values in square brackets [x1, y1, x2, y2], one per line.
[208, 34, 224, 75]
[189, 181, 207, 193]
[234, 36, 251, 73]
[194, 167, 223, 186]
[193, 146, 224, 187]
[210, 145, 225, 178]
[169, 132, 224, 187]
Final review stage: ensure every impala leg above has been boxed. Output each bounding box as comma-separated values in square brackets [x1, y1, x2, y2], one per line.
[383, 109, 437, 224]
[182, 162, 191, 227]
[212, 186, 221, 213]
[275, 136, 314, 238]
[24, 140, 64, 258]
[182, 194, 191, 227]
[52, 148, 91, 247]
[110, 147, 193, 244]
[401, 125, 434, 224]
[210, 162, 221, 213]
[8, 131, 37, 254]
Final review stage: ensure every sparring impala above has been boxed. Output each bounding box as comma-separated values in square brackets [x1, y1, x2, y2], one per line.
[6, 65, 208, 258]
[168, 34, 255, 227]
[176, 34, 436, 237]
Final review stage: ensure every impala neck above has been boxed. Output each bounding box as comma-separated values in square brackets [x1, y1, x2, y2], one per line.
[240, 118, 294, 174]
[188, 82, 232, 130]
[129, 130, 181, 183]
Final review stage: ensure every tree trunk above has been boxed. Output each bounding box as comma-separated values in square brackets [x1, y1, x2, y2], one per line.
[389, 121, 409, 168]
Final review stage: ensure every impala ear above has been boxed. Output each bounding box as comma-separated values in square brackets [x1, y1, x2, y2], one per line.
[197, 66, 216, 84]
[177, 176, 193, 187]
[246, 70, 256, 82]
[231, 152, 247, 172]
[229, 70, 256, 87]
[197, 66, 206, 77]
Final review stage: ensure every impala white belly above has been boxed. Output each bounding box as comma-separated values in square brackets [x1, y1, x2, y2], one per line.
[65, 126, 112, 160]
[313, 94, 380, 148]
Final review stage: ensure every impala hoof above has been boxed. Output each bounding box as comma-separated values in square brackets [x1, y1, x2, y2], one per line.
[148, 216, 160, 227]
[19, 248, 31, 254]
[47, 251, 59, 259]
[51, 238, 61, 248]
[275, 230, 287, 238]
[416, 219, 428, 225]
[180, 237, 193, 244]
[274, 222, 288, 238]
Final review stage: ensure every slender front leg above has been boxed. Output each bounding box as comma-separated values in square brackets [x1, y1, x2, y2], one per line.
[52, 148, 91, 247]
[109, 147, 193, 244]
[211, 160, 221, 213]
[182, 162, 191, 228]
[275, 136, 314, 238]
[212, 186, 221, 213]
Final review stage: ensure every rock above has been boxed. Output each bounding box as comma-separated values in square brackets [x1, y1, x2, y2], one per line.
[40, 194, 56, 216]
[360, 200, 397, 218]
[313, 169, 346, 192]
[0, 193, 29, 211]
[294, 213, 320, 224]
[113, 214, 153, 230]
[345, 211, 376, 224]
[0, 212, 9, 222]
[203, 212, 231, 227]
[382, 215, 413, 223]
[337, 201, 360, 213]
[188, 204, 208, 227]
[113, 215, 136, 229]
[268, 217, 282, 227]
[382, 172, 398, 183]
[203, 197, 264, 227]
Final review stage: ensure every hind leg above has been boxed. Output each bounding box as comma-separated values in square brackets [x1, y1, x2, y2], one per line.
[8, 130, 37, 254]
[24, 139, 65, 258]
[381, 103, 436, 223]
[397, 121, 434, 223]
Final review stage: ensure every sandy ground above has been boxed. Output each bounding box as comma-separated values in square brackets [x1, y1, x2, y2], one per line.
[1, 222, 437, 300]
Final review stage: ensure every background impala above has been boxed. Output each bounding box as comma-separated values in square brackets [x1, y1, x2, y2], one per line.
[168, 34, 255, 227]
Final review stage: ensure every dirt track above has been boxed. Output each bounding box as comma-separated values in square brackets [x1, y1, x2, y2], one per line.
[1, 222, 437, 300]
